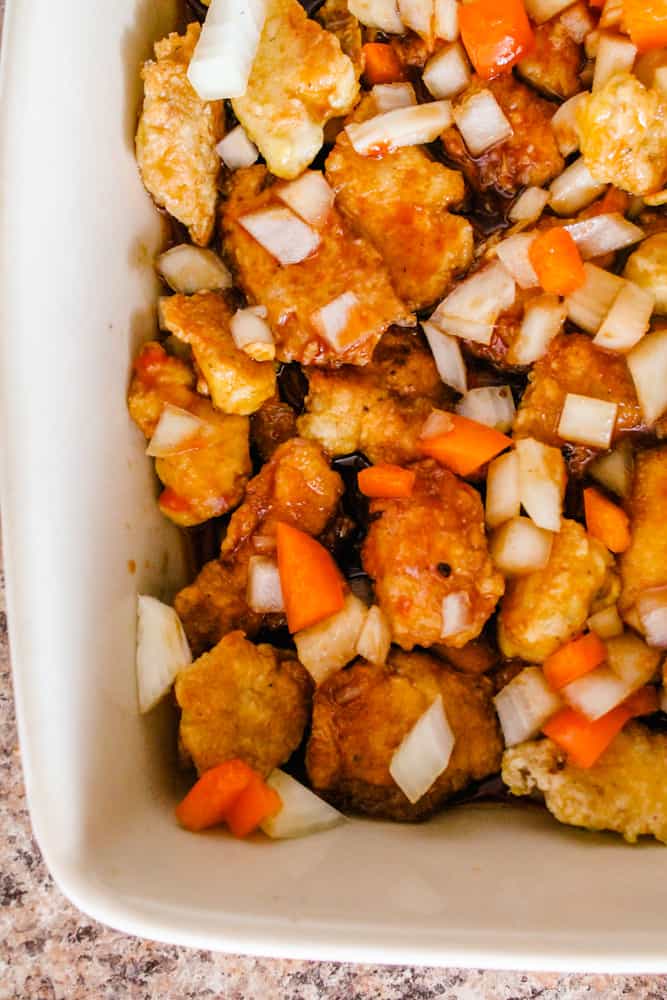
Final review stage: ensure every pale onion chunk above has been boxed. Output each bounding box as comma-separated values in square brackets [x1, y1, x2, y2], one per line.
[485, 450, 521, 529]
[509, 187, 550, 224]
[549, 158, 607, 216]
[587, 604, 624, 639]
[398, 0, 433, 40]
[276, 172, 335, 228]
[627, 328, 667, 424]
[430, 262, 516, 345]
[453, 89, 512, 156]
[495, 234, 539, 289]
[440, 591, 472, 640]
[239, 207, 320, 265]
[456, 386, 515, 432]
[589, 444, 634, 498]
[428, 313, 494, 345]
[593, 280, 654, 352]
[216, 125, 259, 170]
[261, 770, 345, 839]
[420, 408, 454, 440]
[593, 33, 637, 92]
[294, 594, 368, 685]
[551, 93, 588, 157]
[356, 605, 392, 664]
[524, 0, 578, 25]
[654, 66, 667, 96]
[187, 0, 269, 100]
[516, 437, 565, 532]
[230, 305, 276, 361]
[247, 555, 285, 613]
[490, 517, 554, 576]
[562, 666, 632, 721]
[508, 294, 566, 366]
[585, 30, 601, 60]
[389, 695, 455, 803]
[372, 82, 417, 113]
[136, 595, 191, 714]
[637, 587, 667, 647]
[349, 0, 404, 32]
[311, 291, 362, 352]
[559, 1, 595, 41]
[434, 0, 460, 39]
[606, 632, 661, 686]
[423, 42, 471, 99]
[565, 263, 625, 334]
[564, 214, 644, 261]
[598, 0, 623, 28]
[557, 393, 617, 449]
[146, 404, 207, 458]
[493, 667, 562, 747]
[157, 245, 232, 294]
[422, 322, 467, 394]
[345, 102, 453, 156]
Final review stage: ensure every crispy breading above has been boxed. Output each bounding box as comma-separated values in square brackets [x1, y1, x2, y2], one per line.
[175, 630, 312, 776]
[250, 395, 298, 460]
[128, 342, 251, 527]
[362, 461, 504, 650]
[498, 518, 617, 662]
[174, 558, 262, 657]
[306, 650, 503, 821]
[231, 0, 359, 179]
[159, 292, 276, 415]
[221, 166, 413, 366]
[325, 95, 473, 310]
[316, 0, 363, 75]
[441, 75, 564, 196]
[516, 13, 583, 100]
[619, 447, 667, 632]
[502, 724, 667, 844]
[136, 24, 224, 245]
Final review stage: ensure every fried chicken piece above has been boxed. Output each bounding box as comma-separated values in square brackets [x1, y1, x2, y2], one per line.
[498, 518, 617, 662]
[175, 630, 312, 776]
[159, 292, 276, 416]
[221, 166, 413, 366]
[128, 342, 251, 527]
[516, 13, 583, 100]
[232, 0, 359, 179]
[619, 447, 667, 632]
[502, 724, 667, 844]
[306, 650, 503, 820]
[135, 24, 224, 246]
[441, 75, 564, 196]
[250, 395, 298, 460]
[362, 461, 504, 650]
[325, 95, 473, 311]
[174, 558, 262, 657]
[316, 0, 363, 75]
[624, 233, 667, 315]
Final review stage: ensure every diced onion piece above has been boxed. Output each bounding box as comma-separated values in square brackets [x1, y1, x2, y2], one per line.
[516, 437, 565, 532]
[485, 450, 521, 529]
[490, 516, 554, 576]
[261, 770, 345, 839]
[598, 0, 623, 29]
[372, 82, 417, 113]
[495, 234, 539, 289]
[559, 1, 595, 42]
[564, 214, 644, 261]
[587, 604, 624, 639]
[157, 245, 231, 294]
[589, 443, 634, 498]
[216, 125, 259, 170]
[524, 0, 577, 25]
[294, 594, 368, 685]
[434, 0, 459, 40]
[627, 328, 667, 424]
[428, 313, 495, 345]
[423, 42, 471, 99]
[345, 102, 453, 156]
[637, 587, 667, 647]
[187, 0, 268, 100]
[136, 595, 191, 714]
[389, 695, 455, 803]
[585, 30, 600, 60]
[508, 294, 566, 366]
[493, 666, 562, 747]
[440, 591, 472, 640]
[565, 263, 625, 334]
[311, 291, 362, 353]
[230, 305, 276, 361]
[247, 555, 285, 613]
[349, 0, 404, 33]
[509, 187, 550, 224]
[422, 322, 467, 394]
[456, 386, 515, 432]
[453, 89, 512, 157]
[557, 393, 617, 449]
[606, 632, 661, 686]
[654, 66, 667, 96]
[551, 93, 588, 158]
[562, 665, 632, 721]
[593, 33, 637, 92]
[549, 158, 607, 216]
[398, 0, 433, 40]
[239, 207, 320, 265]
[430, 262, 516, 345]
[593, 280, 654, 352]
[356, 605, 392, 664]
[146, 404, 207, 458]
[420, 408, 454, 440]
[276, 172, 335, 227]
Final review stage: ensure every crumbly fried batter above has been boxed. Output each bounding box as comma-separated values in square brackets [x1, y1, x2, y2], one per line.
[498, 518, 617, 662]
[316, 0, 363, 75]
[325, 95, 473, 310]
[159, 292, 276, 415]
[362, 461, 504, 650]
[232, 0, 359, 179]
[221, 166, 413, 366]
[619, 447, 667, 632]
[128, 342, 251, 527]
[516, 13, 583, 100]
[174, 558, 262, 657]
[624, 234, 667, 315]
[502, 724, 667, 844]
[250, 395, 298, 460]
[441, 75, 564, 196]
[175, 630, 312, 776]
[306, 650, 503, 820]
[136, 24, 224, 246]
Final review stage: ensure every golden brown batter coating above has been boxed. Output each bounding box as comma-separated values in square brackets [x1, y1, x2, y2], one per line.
[250, 395, 298, 461]
[619, 447, 667, 632]
[174, 558, 262, 658]
[516, 13, 583, 100]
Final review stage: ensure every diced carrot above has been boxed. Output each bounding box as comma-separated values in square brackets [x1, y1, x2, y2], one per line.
[543, 632, 607, 691]
[623, 0, 667, 52]
[529, 228, 586, 296]
[275, 521, 346, 633]
[159, 487, 192, 515]
[358, 464, 416, 498]
[226, 772, 282, 838]
[624, 685, 659, 717]
[543, 704, 631, 768]
[362, 43, 406, 85]
[175, 759, 255, 832]
[459, 0, 534, 80]
[418, 413, 512, 477]
[583, 487, 631, 553]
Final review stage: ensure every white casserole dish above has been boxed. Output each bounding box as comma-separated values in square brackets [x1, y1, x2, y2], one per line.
[1, 0, 667, 972]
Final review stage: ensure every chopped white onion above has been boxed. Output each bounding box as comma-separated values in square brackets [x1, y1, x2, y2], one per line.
[507, 294, 566, 366]
[598, 0, 623, 29]
[311, 291, 362, 353]
[516, 437, 565, 533]
[509, 187, 550, 225]
[551, 93, 588, 158]
[345, 102, 453, 156]
[420, 408, 454, 441]
[562, 665, 632, 721]
[593, 280, 654, 353]
[655, 66, 667, 95]
[564, 214, 644, 261]
[146, 404, 207, 458]
[495, 234, 539, 289]
[627, 328, 667, 424]
[440, 591, 472, 640]
[453, 89, 512, 156]
[187, 0, 268, 100]
[349, 0, 404, 33]
[589, 444, 634, 498]
[294, 594, 368, 685]
[216, 125, 259, 170]
[585, 29, 601, 59]
[524, 0, 577, 24]
[549, 158, 607, 216]
[593, 34, 637, 92]
[490, 516, 554, 576]
[423, 43, 471, 99]
[456, 385, 515, 432]
[557, 393, 617, 449]
[372, 82, 417, 113]
[422, 322, 467, 394]
[485, 450, 521, 529]
[239, 207, 320, 265]
[606, 632, 661, 686]
[428, 313, 495, 345]
[157, 245, 231, 294]
[398, 0, 433, 39]
[434, 0, 459, 40]
[277, 172, 335, 228]
[389, 695, 455, 803]
[565, 263, 625, 334]
[493, 666, 562, 747]
[430, 262, 516, 345]
[247, 555, 285, 613]
[587, 604, 624, 639]
[261, 770, 345, 839]
[136, 595, 191, 714]
[230, 305, 276, 361]
[559, 2, 595, 42]
[356, 605, 392, 664]
[637, 587, 667, 647]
